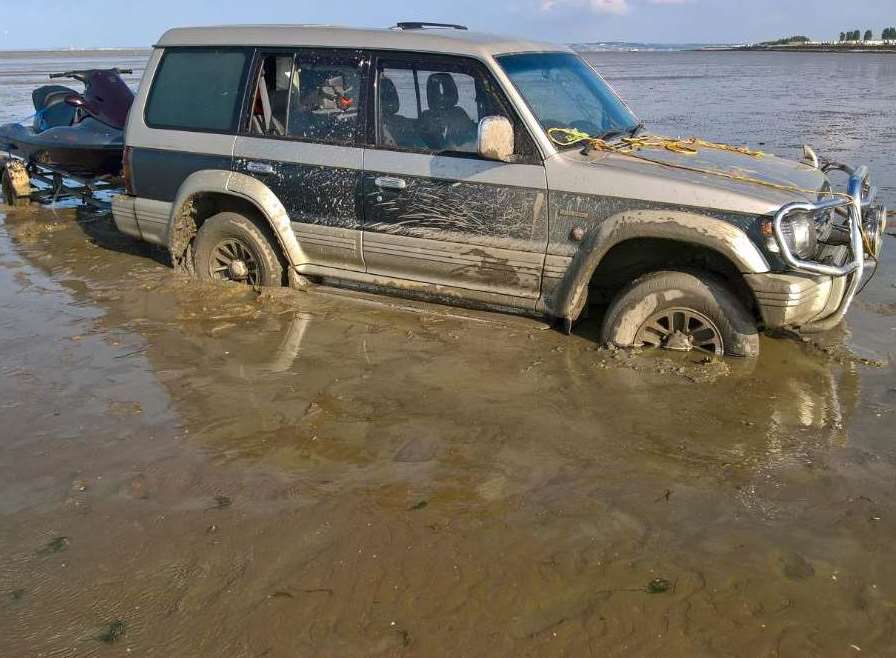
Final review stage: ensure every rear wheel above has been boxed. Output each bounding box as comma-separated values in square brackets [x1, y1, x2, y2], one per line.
[600, 270, 759, 357]
[192, 212, 284, 287]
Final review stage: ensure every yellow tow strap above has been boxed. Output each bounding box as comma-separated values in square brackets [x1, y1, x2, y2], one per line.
[548, 127, 766, 158]
[546, 127, 846, 199]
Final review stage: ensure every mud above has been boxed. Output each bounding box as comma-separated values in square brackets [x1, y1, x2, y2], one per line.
[0, 201, 894, 657]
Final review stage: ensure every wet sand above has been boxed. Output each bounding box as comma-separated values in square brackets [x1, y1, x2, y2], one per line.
[0, 202, 894, 657]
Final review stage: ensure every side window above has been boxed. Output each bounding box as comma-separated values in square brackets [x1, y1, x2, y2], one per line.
[249, 53, 294, 136]
[378, 63, 479, 154]
[288, 58, 362, 144]
[243, 51, 363, 145]
[146, 49, 248, 132]
[376, 56, 533, 159]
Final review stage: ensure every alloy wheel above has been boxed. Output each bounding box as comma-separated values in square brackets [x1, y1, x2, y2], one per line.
[634, 307, 724, 355]
[209, 238, 261, 285]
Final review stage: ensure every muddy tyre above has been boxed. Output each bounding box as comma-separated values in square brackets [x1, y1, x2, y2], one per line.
[601, 270, 759, 357]
[2, 163, 31, 207]
[193, 212, 284, 287]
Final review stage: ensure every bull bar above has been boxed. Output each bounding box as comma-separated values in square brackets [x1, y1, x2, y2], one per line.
[772, 164, 886, 331]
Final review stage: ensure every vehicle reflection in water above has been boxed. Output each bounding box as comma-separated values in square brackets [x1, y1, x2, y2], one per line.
[116, 260, 861, 497]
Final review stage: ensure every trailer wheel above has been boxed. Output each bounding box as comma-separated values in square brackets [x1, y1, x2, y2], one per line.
[2, 161, 31, 207]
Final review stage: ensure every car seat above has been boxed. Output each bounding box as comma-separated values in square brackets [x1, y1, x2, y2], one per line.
[419, 73, 477, 151]
[379, 77, 424, 149]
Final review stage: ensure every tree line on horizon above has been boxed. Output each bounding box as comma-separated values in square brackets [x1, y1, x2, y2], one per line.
[838, 28, 896, 41]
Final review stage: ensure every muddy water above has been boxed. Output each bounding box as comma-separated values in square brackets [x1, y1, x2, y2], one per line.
[0, 204, 894, 656]
[1, 50, 896, 658]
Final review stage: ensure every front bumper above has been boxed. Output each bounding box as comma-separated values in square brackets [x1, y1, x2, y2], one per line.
[760, 164, 886, 331]
[745, 270, 848, 329]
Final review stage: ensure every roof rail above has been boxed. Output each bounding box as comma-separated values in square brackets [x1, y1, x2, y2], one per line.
[393, 22, 469, 31]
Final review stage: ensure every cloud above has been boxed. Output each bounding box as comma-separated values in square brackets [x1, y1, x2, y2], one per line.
[541, 0, 630, 14]
[590, 0, 630, 13]
[540, 0, 692, 13]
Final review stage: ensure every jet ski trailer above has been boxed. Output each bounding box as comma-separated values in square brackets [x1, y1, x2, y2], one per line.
[1, 68, 134, 208]
[1, 155, 123, 209]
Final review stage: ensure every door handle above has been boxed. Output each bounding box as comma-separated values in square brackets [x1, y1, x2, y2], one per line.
[246, 161, 274, 175]
[374, 176, 407, 191]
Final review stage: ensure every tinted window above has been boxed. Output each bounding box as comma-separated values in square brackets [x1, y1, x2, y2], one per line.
[146, 49, 248, 132]
[288, 58, 361, 144]
[243, 52, 363, 145]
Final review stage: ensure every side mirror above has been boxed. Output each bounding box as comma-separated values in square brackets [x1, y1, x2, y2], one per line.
[477, 115, 514, 162]
[64, 94, 86, 108]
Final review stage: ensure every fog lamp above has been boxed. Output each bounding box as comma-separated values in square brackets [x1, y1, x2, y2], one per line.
[863, 206, 886, 259]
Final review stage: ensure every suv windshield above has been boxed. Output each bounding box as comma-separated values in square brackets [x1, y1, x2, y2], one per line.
[496, 52, 640, 147]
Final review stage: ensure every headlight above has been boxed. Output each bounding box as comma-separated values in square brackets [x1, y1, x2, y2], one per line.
[785, 212, 818, 258]
[763, 211, 818, 259]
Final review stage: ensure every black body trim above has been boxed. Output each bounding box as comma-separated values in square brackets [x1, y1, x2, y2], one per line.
[131, 147, 233, 202]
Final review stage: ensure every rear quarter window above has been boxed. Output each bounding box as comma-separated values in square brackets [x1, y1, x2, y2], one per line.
[145, 49, 249, 132]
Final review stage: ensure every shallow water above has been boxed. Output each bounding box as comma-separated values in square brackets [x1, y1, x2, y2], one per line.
[1, 50, 895, 657]
[587, 50, 896, 209]
[0, 50, 146, 125]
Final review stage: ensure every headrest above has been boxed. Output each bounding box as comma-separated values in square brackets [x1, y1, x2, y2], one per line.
[426, 73, 459, 111]
[380, 77, 399, 116]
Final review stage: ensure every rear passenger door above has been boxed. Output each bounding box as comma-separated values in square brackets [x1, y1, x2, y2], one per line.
[233, 49, 367, 272]
[362, 53, 548, 305]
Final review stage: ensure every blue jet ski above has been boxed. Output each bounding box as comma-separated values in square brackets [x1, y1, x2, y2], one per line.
[0, 68, 134, 178]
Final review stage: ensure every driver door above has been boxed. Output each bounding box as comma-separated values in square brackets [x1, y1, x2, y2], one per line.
[362, 53, 548, 305]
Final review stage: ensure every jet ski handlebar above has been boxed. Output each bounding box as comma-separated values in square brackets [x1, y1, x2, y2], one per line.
[48, 68, 133, 81]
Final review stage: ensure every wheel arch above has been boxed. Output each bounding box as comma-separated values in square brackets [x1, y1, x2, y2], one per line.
[167, 170, 306, 274]
[551, 209, 770, 324]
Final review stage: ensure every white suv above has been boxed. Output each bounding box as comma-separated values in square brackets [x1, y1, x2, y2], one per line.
[112, 22, 886, 357]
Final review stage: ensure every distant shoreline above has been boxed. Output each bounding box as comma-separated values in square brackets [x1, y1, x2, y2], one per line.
[0, 48, 150, 58]
[708, 44, 896, 54]
[3, 44, 895, 57]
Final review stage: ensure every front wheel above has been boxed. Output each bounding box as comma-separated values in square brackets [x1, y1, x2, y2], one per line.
[192, 212, 284, 287]
[600, 270, 759, 357]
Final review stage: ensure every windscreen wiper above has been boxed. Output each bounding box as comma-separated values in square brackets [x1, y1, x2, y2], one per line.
[597, 128, 625, 142]
[581, 123, 645, 154]
[599, 122, 644, 142]
[579, 127, 624, 154]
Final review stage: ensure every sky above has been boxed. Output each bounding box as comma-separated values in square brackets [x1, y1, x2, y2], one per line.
[1, 0, 895, 50]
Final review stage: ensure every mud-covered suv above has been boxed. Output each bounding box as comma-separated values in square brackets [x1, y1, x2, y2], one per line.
[113, 22, 887, 357]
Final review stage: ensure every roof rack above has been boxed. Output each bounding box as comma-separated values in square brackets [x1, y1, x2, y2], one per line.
[393, 22, 469, 31]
